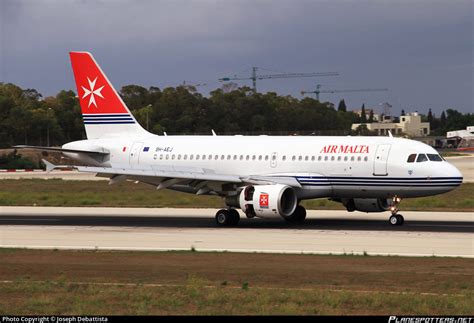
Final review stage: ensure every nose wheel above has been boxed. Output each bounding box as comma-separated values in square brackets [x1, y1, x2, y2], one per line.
[388, 196, 404, 226]
[389, 214, 404, 226]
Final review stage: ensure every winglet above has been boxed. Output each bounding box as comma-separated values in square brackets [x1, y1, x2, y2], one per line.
[41, 159, 56, 172]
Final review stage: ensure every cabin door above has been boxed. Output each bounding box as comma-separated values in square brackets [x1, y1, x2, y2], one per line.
[129, 142, 143, 167]
[373, 144, 391, 176]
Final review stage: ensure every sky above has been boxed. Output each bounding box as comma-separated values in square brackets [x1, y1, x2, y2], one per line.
[0, 0, 472, 116]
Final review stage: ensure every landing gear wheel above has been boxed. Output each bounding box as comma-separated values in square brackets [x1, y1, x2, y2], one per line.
[285, 205, 307, 223]
[215, 209, 239, 226]
[228, 208, 240, 225]
[389, 214, 404, 226]
[396, 214, 404, 225]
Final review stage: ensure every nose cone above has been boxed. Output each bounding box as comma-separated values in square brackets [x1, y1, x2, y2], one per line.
[444, 162, 463, 189]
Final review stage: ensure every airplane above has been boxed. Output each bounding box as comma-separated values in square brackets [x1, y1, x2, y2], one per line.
[15, 52, 464, 227]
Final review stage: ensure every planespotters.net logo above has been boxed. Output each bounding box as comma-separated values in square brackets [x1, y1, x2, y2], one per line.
[388, 317, 473, 323]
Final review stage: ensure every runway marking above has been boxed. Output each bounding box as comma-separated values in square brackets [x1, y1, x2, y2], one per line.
[0, 280, 466, 297]
[1, 245, 473, 258]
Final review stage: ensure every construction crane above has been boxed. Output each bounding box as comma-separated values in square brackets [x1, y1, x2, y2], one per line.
[301, 84, 389, 101]
[219, 67, 338, 93]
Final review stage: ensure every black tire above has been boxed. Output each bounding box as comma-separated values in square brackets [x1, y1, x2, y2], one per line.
[228, 209, 240, 225]
[215, 209, 231, 226]
[397, 214, 404, 225]
[284, 205, 307, 223]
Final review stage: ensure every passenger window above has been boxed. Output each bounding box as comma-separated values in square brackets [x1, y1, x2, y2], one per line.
[357, 156, 361, 161]
[221, 155, 225, 160]
[197, 155, 201, 160]
[266, 155, 270, 161]
[305, 156, 309, 161]
[202, 155, 206, 160]
[292, 156, 296, 161]
[337, 156, 341, 161]
[324, 156, 328, 161]
[166, 154, 169, 160]
[227, 155, 231, 160]
[153, 154, 157, 160]
[364, 156, 368, 162]
[190, 155, 194, 160]
[184, 155, 187, 160]
[246, 155, 250, 160]
[318, 156, 322, 161]
[407, 154, 417, 163]
[427, 154, 443, 162]
[282, 156, 286, 161]
[233, 155, 237, 160]
[331, 156, 335, 161]
[172, 155, 175, 160]
[311, 156, 315, 161]
[252, 155, 256, 160]
[298, 156, 303, 161]
[215, 155, 219, 160]
[258, 155, 262, 161]
[240, 155, 243, 160]
[159, 154, 163, 160]
[208, 155, 212, 160]
[416, 154, 428, 162]
[350, 156, 355, 161]
[344, 156, 348, 161]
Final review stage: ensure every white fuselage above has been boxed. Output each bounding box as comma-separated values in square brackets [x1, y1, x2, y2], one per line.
[64, 134, 463, 200]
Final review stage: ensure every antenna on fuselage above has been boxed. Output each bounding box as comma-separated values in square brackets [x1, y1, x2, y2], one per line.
[211, 129, 217, 136]
[163, 132, 167, 136]
[388, 130, 393, 138]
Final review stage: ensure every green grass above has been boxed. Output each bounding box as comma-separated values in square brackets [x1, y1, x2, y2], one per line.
[0, 249, 472, 315]
[1, 280, 471, 315]
[0, 179, 472, 211]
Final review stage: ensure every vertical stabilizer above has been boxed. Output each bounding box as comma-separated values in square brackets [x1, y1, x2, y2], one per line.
[69, 51, 148, 139]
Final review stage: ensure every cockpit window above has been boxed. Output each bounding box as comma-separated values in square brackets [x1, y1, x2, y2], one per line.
[427, 154, 443, 162]
[407, 154, 417, 163]
[416, 154, 428, 162]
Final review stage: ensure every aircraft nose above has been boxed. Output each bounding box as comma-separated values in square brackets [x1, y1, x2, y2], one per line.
[444, 162, 463, 186]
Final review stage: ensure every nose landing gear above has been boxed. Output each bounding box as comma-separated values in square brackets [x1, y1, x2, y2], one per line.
[388, 196, 404, 226]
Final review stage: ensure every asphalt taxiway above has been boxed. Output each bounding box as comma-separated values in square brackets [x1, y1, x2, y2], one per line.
[0, 207, 472, 257]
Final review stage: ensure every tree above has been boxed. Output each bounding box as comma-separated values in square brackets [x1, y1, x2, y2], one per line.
[360, 104, 367, 123]
[440, 111, 446, 123]
[368, 110, 375, 123]
[337, 99, 347, 112]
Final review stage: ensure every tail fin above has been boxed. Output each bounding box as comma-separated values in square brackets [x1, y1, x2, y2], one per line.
[69, 51, 148, 139]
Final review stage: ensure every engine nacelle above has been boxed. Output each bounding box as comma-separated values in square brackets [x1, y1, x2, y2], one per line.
[238, 184, 298, 219]
[343, 198, 394, 213]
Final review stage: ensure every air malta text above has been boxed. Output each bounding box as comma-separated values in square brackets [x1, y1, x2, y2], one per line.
[320, 145, 369, 154]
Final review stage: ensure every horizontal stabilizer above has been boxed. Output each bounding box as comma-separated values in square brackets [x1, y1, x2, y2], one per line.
[41, 159, 76, 172]
[14, 145, 109, 155]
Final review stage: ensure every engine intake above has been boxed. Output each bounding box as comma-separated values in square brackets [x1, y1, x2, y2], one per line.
[343, 198, 394, 213]
[236, 184, 298, 219]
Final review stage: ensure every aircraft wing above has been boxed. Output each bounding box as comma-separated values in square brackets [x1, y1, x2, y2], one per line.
[75, 165, 242, 183]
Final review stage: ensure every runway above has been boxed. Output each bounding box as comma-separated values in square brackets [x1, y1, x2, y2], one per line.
[1, 207, 472, 257]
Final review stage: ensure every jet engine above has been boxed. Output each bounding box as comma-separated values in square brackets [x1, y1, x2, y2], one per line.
[235, 184, 298, 219]
[343, 198, 394, 213]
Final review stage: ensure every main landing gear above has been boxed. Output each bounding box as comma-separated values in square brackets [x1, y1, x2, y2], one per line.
[284, 205, 307, 223]
[388, 196, 404, 226]
[215, 208, 240, 226]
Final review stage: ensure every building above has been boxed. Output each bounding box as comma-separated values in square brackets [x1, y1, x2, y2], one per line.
[353, 108, 380, 122]
[447, 126, 474, 150]
[351, 112, 430, 137]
